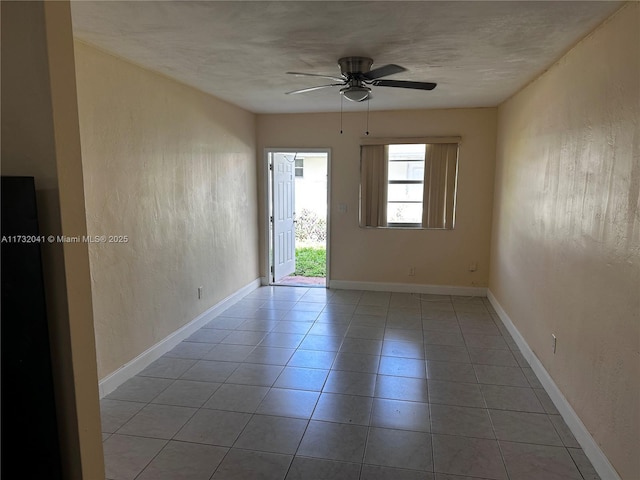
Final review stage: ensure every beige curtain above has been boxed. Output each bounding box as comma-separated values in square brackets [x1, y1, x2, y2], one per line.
[360, 145, 388, 227]
[422, 143, 458, 229]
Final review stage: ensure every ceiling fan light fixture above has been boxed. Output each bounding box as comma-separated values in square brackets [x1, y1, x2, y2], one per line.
[341, 85, 371, 102]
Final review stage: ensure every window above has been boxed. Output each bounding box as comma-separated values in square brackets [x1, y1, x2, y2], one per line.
[387, 144, 426, 226]
[360, 141, 459, 229]
[294, 158, 304, 177]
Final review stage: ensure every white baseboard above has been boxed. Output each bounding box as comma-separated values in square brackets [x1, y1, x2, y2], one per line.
[330, 280, 487, 297]
[487, 290, 621, 480]
[98, 278, 261, 398]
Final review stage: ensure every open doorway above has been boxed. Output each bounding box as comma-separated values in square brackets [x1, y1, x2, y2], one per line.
[265, 149, 330, 287]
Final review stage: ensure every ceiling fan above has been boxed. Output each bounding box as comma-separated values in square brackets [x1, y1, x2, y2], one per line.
[286, 56, 437, 102]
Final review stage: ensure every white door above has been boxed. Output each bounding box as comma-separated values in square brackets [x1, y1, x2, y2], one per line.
[272, 154, 296, 281]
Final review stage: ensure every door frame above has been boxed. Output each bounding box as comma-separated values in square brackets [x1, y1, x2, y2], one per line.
[263, 147, 332, 287]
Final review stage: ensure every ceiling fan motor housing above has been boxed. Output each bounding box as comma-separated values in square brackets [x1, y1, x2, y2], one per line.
[338, 57, 374, 76]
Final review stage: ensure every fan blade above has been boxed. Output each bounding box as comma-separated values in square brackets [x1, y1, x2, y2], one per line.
[287, 72, 346, 83]
[285, 84, 342, 95]
[372, 79, 437, 90]
[362, 64, 406, 80]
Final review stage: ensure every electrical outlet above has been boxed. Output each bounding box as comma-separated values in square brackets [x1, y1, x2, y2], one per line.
[198, 286, 203, 299]
[468, 262, 478, 272]
[408, 267, 415, 276]
[552, 334, 557, 354]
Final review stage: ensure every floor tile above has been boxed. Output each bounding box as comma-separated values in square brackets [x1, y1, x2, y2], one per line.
[374, 375, 429, 403]
[165, 341, 214, 360]
[430, 404, 494, 439]
[181, 360, 239, 383]
[422, 311, 457, 321]
[286, 457, 361, 480]
[106, 376, 173, 403]
[312, 393, 373, 425]
[422, 320, 461, 334]
[151, 380, 220, 408]
[221, 330, 268, 346]
[463, 334, 508, 350]
[225, 363, 284, 386]
[316, 312, 353, 324]
[260, 332, 304, 348]
[211, 449, 292, 480]
[490, 410, 563, 446]
[290, 301, 326, 312]
[521, 367, 544, 389]
[467, 347, 518, 367]
[324, 370, 377, 396]
[428, 380, 485, 408]
[500, 441, 582, 480]
[435, 474, 491, 480]
[339, 337, 383, 355]
[323, 304, 357, 314]
[236, 319, 279, 332]
[549, 415, 580, 448]
[424, 345, 471, 363]
[384, 328, 420, 343]
[432, 434, 507, 480]
[389, 292, 422, 308]
[250, 308, 288, 321]
[308, 322, 349, 336]
[103, 434, 167, 480]
[481, 385, 545, 413]
[473, 364, 529, 387]
[423, 331, 465, 347]
[382, 341, 425, 359]
[568, 448, 601, 480]
[116, 403, 195, 440]
[187, 329, 231, 344]
[174, 409, 251, 446]
[203, 383, 269, 413]
[256, 388, 319, 418]
[298, 420, 368, 463]
[204, 316, 245, 330]
[245, 346, 295, 365]
[136, 440, 227, 480]
[458, 321, 501, 336]
[299, 334, 343, 351]
[100, 399, 146, 433]
[100, 287, 591, 480]
[352, 314, 388, 327]
[361, 464, 433, 480]
[426, 361, 478, 384]
[347, 325, 385, 340]
[234, 414, 307, 454]
[273, 366, 329, 391]
[203, 344, 255, 362]
[333, 352, 381, 373]
[287, 349, 336, 369]
[364, 427, 432, 471]
[359, 291, 391, 306]
[378, 356, 426, 378]
[533, 388, 560, 414]
[371, 398, 430, 432]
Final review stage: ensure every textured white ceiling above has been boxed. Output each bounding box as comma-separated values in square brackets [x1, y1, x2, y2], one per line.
[70, 1, 622, 114]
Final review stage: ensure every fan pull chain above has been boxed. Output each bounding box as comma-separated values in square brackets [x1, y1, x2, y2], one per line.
[340, 95, 344, 134]
[365, 98, 370, 136]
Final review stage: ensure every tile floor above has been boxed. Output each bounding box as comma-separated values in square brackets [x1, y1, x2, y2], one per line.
[101, 287, 601, 480]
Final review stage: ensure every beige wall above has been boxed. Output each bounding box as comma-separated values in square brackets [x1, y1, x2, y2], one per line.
[1, 2, 104, 478]
[489, 4, 639, 479]
[257, 108, 497, 287]
[74, 42, 260, 380]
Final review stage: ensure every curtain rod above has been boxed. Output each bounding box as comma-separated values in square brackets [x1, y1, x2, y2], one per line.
[360, 136, 461, 145]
